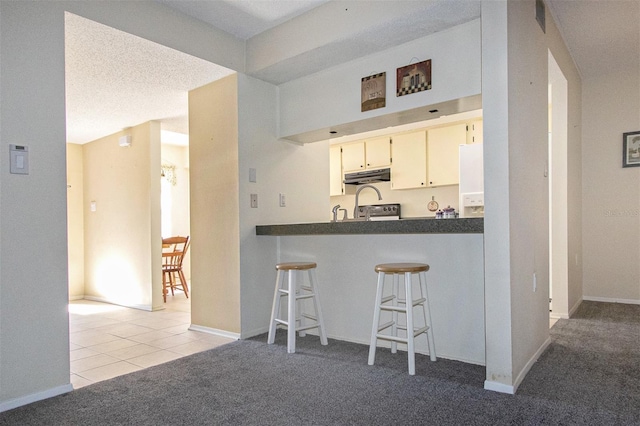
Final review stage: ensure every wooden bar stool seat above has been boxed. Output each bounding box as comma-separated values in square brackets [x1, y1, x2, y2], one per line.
[267, 262, 328, 353]
[368, 262, 436, 375]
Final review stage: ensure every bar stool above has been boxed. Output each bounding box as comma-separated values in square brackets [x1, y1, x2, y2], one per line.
[368, 263, 436, 375]
[267, 262, 328, 353]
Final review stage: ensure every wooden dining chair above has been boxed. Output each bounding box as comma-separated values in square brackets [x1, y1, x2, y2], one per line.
[162, 236, 190, 302]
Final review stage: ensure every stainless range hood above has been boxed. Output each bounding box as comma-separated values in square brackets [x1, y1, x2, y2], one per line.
[343, 168, 391, 185]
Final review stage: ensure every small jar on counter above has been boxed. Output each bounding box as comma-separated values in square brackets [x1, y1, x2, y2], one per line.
[435, 210, 443, 219]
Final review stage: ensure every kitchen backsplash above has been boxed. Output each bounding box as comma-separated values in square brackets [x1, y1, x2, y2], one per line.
[329, 182, 460, 220]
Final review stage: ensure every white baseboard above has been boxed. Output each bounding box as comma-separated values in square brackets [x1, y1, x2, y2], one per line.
[82, 296, 153, 311]
[549, 312, 568, 319]
[583, 296, 640, 305]
[241, 325, 270, 339]
[484, 380, 515, 394]
[68, 295, 84, 301]
[484, 336, 551, 395]
[189, 324, 240, 340]
[569, 297, 583, 316]
[0, 383, 73, 413]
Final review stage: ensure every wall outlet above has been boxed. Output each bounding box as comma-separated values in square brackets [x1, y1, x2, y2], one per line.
[279, 193, 286, 207]
[533, 272, 537, 292]
[250, 194, 258, 208]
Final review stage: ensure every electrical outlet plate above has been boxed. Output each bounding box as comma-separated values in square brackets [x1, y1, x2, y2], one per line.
[279, 193, 286, 207]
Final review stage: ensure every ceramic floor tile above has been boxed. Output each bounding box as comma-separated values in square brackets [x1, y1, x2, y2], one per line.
[70, 353, 121, 373]
[126, 318, 186, 330]
[77, 361, 142, 383]
[146, 334, 197, 350]
[106, 343, 161, 360]
[70, 374, 93, 389]
[167, 339, 229, 356]
[128, 350, 183, 368]
[127, 330, 175, 344]
[88, 338, 140, 353]
[70, 347, 100, 361]
[94, 323, 155, 338]
[161, 324, 192, 335]
[69, 330, 121, 347]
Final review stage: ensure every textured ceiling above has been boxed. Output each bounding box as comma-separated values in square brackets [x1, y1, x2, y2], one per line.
[65, 1, 635, 145]
[64, 12, 234, 144]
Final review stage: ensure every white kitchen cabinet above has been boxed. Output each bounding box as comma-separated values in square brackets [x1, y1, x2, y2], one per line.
[466, 120, 483, 144]
[341, 142, 365, 172]
[427, 123, 467, 187]
[329, 145, 344, 196]
[364, 136, 391, 169]
[390, 131, 427, 190]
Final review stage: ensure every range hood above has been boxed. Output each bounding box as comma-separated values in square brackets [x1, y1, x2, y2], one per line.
[343, 168, 391, 185]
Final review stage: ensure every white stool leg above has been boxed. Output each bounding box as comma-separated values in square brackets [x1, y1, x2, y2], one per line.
[309, 268, 328, 345]
[391, 273, 399, 354]
[297, 271, 306, 338]
[420, 271, 436, 361]
[368, 271, 385, 366]
[287, 270, 296, 353]
[267, 270, 284, 345]
[405, 272, 416, 375]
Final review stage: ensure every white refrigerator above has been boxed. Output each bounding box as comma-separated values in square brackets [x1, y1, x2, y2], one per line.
[458, 143, 484, 218]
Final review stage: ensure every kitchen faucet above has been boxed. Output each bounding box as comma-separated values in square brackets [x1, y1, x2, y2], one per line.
[354, 184, 382, 220]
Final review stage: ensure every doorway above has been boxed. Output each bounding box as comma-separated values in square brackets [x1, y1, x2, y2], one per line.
[548, 50, 569, 320]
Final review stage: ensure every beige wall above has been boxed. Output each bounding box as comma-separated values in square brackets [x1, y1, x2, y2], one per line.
[83, 121, 162, 310]
[189, 75, 241, 334]
[67, 143, 85, 299]
[582, 70, 640, 302]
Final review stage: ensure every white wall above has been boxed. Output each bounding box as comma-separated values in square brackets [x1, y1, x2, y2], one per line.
[0, 1, 72, 408]
[545, 3, 584, 318]
[278, 19, 481, 140]
[0, 0, 245, 410]
[237, 74, 329, 337]
[582, 70, 640, 303]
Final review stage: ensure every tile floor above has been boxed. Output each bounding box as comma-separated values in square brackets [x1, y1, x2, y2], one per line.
[69, 295, 234, 389]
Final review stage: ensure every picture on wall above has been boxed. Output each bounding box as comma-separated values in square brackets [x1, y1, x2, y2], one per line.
[361, 72, 386, 112]
[623, 130, 640, 167]
[396, 59, 431, 97]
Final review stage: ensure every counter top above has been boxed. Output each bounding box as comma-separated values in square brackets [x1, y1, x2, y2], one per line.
[255, 217, 483, 236]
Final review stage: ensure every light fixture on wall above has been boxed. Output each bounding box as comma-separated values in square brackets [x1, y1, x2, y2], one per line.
[119, 128, 132, 147]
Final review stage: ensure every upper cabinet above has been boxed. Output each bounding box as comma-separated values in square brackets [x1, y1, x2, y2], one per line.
[364, 137, 391, 169]
[329, 145, 344, 196]
[330, 118, 482, 195]
[341, 142, 366, 171]
[390, 131, 427, 190]
[341, 138, 391, 172]
[426, 123, 467, 187]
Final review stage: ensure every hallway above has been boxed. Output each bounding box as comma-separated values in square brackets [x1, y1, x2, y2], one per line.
[69, 297, 233, 388]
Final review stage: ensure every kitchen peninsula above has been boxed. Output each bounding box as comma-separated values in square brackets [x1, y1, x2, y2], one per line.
[256, 218, 485, 365]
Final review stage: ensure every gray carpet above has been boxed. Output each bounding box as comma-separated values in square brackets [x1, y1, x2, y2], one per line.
[1, 301, 639, 425]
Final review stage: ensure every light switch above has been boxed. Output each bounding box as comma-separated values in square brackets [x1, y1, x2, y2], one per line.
[10, 144, 29, 175]
[90, 201, 97, 212]
[249, 168, 257, 183]
[250, 194, 258, 208]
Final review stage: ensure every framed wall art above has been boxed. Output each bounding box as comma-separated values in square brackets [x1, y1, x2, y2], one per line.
[623, 130, 640, 167]
[396, 59, 431, 97]
[361, 72, 386, 112]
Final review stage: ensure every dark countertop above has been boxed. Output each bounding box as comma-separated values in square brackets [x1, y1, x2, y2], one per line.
[255, 218, 483, 236]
